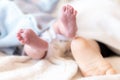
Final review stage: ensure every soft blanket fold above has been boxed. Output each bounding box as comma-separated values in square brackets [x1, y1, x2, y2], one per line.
[0, 41, 120, 80]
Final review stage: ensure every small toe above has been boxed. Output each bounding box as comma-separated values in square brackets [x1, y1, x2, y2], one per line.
[17, 36, 23, 40]
[62, 5, 66, 12]
[70, 7, 73, 14]
[66, 5, 72, 15]
[73, 10, 77, 16]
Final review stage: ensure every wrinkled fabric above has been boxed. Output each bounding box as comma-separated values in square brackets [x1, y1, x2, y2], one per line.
[0, 0, 67, 55]
[0, 1, 40, 54]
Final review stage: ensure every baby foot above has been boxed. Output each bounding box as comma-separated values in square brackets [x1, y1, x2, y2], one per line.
[17, 29, 32, 44]
[17, 29, 48, 59]
[55, 5, 77, 38]
[17, 29, 48, 49]
[71, 38, 116, 76]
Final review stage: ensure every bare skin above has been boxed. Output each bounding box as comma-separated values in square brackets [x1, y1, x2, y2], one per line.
[17, 5, 77, 59]
[54, 5, 77, 38]
[71, 37, 116, 76]
[17, 5, 116, 76]
[17, 29, 48, 59]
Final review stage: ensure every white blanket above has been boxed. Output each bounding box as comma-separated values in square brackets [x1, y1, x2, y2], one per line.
[0, 40, 119, 80]
[70, 0, 120, 55]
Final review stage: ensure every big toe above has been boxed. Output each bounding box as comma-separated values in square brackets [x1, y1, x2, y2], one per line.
[67, 5, 74, 14]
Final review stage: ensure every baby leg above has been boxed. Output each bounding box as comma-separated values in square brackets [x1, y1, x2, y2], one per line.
[71, 37, 116, 76]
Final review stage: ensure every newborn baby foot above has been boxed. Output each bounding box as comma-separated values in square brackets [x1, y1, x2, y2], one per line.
[71, 38, 116, 76]
[17, 29, 48, 59]
[55, 5, 77, 38]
